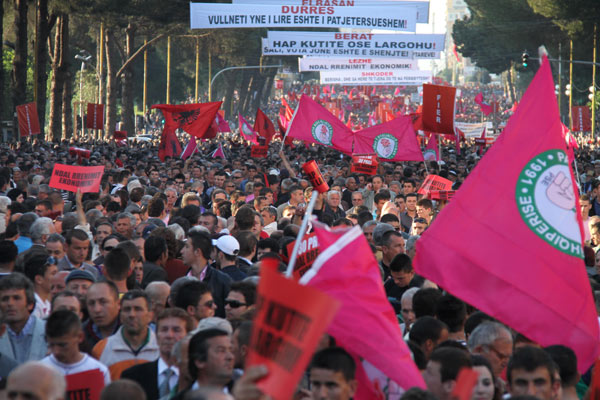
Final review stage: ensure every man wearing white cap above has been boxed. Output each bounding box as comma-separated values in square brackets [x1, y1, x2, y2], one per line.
[213, 235, 246, 282]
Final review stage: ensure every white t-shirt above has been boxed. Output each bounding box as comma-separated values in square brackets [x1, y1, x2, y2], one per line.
[41, 353, 111, 385]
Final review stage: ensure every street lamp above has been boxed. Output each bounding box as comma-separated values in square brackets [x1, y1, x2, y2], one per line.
[75, 50, 92, 138]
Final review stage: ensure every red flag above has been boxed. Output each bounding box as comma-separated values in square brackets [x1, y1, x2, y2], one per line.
[216, 111, 231, 133]
[114, 131, 127, 140]
[281, 98, 294, 122]
[453, 43, 461, 62]
[238, 114, 259, 144]
[152, 102, 222, 139]
[254, 108, 276, 143]
[571, 106, 591, 132]
[300, 223, 426, 393]
[422, 84, 457, 135]
[451, 368, 479, 400]
[394, 87, 401, 97]
[414, 55, 599, 372]
[474, 93, 493, 116]
[286, 95, 354, 154]
[353, 116, 424, 162]
[210, 143, 226, 159]
[423, 133, 440, 161]
[181, 135, 198, 160]
[86, 103, 104, 130]
[16, 102, 41, 137]
[157, 124, 181, 162]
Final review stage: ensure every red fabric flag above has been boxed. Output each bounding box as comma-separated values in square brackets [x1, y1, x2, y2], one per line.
[157, 125, 181, 162]
[394, 87, 401, 97]
[86, 103, 104, 130]
[453, 43, 461, 62]
[151, 102, 222, 139]
[254, 108, 276, 143]
[216, 111, 231, 133]
[238, 114, 259, 144]
[286, 95, 354, 154]
[423, 133, 440, 161]
[571, 106, 592, 132]
[353, 116, 424, 162]
[281, 98, 294, 121]
[452, 368, 479, 400]
[474, 92, 493, 116]
[181, 135, 198, 160]
[210, 143, 226, 159]
[16, 102, 41, 136]
[414, 56, 599, 373]
[300, 223, 426, 393]
[422, 84, 457, 135]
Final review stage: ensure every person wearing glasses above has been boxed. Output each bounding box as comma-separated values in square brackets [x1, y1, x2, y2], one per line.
[23, 252, 58, 319]
[468, 321, 513, 391]
[224, 281, 256, 321]
[174, 281, 217, 326]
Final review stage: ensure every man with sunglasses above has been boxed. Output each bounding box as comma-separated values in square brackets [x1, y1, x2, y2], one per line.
[224, 281, 256, 321]
[23, 252, 58, 319]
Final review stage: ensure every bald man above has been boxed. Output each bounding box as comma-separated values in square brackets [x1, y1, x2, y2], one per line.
[7, 361, 66, 400]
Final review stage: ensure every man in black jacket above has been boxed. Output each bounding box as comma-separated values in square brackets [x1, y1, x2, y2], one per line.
[121, 308, 194, 400]
[181, 230, 232, 318]
[142, 236, 169, 288]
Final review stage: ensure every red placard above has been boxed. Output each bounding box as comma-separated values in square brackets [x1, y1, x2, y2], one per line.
[251, 145, 268, 158]
[286, 232, 319, 279]
[572, 106, 591, 132]
[275, 79, 284, 89]
[429, 190, 456, 201]
[86, 103, 104, 130]
[422, 84, 457, 135]
[65, 368, 105, 400]
[16, 102, 41, 137]
[246, 259, 340, 400]
[114, 130, 127, 140]
[417, 174, 453, 196]
[351, 154, 379, 175]
[49, 164, 104, 193]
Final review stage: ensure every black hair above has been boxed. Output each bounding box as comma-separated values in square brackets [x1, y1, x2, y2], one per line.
[229, 281, 256, 306]
[234, 230, 258, 258]
[46, 309, 81, 338]
[188, 328, 229, 377]
[507, 346, 557, 385]
[104, 247, 131, 281]
[389, 253, 413, 273]
[436, 294, 467, 333]
[544, 345, 578, 386]
[144, 235, 168, 263]
[310, 347, 356, 382]
[409, 316, 448, 346]
[0, 240, 18, 264]
[429, 347, 472, 382]
[174, 280, 211, 311]
[121, 289, 150, 308]
[187, 230, 213, 261]
[412, 288, 443, 319]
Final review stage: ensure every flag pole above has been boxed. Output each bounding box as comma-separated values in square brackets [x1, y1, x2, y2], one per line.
[285, 190, 319, 278]
[279, 99, 301, 154]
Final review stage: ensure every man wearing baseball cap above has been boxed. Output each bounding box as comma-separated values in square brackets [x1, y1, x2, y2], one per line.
[213, 235, 246, 282]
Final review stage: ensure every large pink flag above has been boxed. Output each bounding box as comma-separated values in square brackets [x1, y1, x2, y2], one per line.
[238, 114, 259, 144]
[414, 55, 599, 372]
[353, 116, 424, 162]
[300, 223, 426, 394]
[286, 95, 354, 154]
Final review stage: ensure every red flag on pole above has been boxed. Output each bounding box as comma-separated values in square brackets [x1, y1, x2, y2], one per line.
[16, 102, 41, 137]
[152, 102, 222, 139]
[86, 103, 104, 130]
[414, 55, 599, 372]
[210, 143, 226, 159]
[254, 108, 276, 143]
[353, 116, 424, 162]
[286, 95, 354, 154]
[300, 223, 426, 394]
[216, 110, 231, 133]
[422, 84, 457, 135]
[238, 114, 259, 144]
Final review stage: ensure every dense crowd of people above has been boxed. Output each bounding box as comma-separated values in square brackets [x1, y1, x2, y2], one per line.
[0, 81, 596, 400]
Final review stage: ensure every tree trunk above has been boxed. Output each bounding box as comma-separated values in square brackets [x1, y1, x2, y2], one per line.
[237, 70, 251, 115]
[105, 29, 117, 140]
[12, 0, 28, 110]
[242, 74, 255, 114]
[48, 15, 68, 142]
[121, 23, 136, 138]
[61, 17, 72, 140]
[98, 23, 106, 140]
[222, 78, 236, 120]
[34, 0, 52, 132]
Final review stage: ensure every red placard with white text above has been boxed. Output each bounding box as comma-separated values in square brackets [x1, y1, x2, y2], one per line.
[49, 164, 104, 193]
[422, 84, 457, 135]
[350, 154, 379, 175]
[246, 259, 340, 400]
[65, 369, 105, 400]
[286, 232, 319, 279]
[86, 103, 105, 130]
[572, 106, 591, 132]
[16, 103, 41, 137]
[417, 174, 453, 196]
[251, 145, 268, 158]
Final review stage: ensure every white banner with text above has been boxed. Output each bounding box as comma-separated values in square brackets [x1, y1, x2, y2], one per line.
[299, 57, 418, 72]
[320, 70, 431, 85]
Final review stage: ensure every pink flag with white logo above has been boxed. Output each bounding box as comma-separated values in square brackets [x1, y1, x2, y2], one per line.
[300, 222, 426, 396]
[414, 55, 599, 373]
[353, 116, 424, 162]
[286, 95, 354, 154]
[423, 133, 440, 161]
[238, 114, 259, 144]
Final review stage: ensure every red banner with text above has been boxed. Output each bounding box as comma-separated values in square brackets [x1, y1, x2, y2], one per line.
[572, 106, 591, 132]
[49, 164, 104, 193]
[422, 84, 457, 135]
[16, 103, 41, 137]
[86, 103, 105, 130]
[350, 154, 379, 175]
